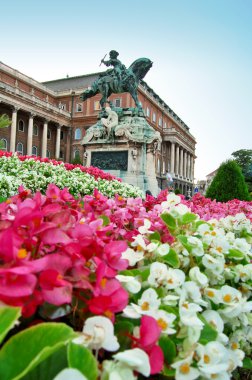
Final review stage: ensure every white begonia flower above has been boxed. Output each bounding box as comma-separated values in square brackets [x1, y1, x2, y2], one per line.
[165, 268, 185, 290]
[123, 288, 160, 319]
[73, 316, 119, 352]
[116, 275, 141, 294]
[113, 348, 150, 377]
[121, 247, 144, 266]
[131, 234, 147, 251]
[161, 193, 181, 211]
[204, 287, 221, 304]
[138, 218, 152, 234]
[148, 262, 168, 287]
[202, 254, 225, 275]
[189, 267, 209, 287]
[53, 369, 88, 380]
[172, 353, 200, 380]
[149, 309, 176, 335]
[227, 345, 245, 370]
[101, 360, 137, 380]
[146, 241, 159, 252]
[179, 301, 204, 328]
[162, 294, 180, 306]
[202, 310, 228, 344]
[169, 204, 190, 218]
[187, 236, 204, 257]
[233, 238, 251, 256]
[234, 264, 252, 282]
[180, 281, 208, 307]
[156, 243, 170, 256]
[196, 341, 230, 375]
[209, 236, 231, 256]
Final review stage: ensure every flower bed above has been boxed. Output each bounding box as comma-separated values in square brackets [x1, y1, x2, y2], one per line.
[0, 186, 251, 379]
[0, 153, 143, 199]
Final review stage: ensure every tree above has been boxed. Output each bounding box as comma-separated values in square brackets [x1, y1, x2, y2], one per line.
[231, 149, 252, 192]
[206, 160, 251, 202]
[0, 114, 10, 129]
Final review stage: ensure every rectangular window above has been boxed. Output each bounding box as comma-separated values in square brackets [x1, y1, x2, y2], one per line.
[152, 112, 156, 123]
[146, 107, 150, 117]
[60, 131, 64, 140]
[94, 101, 101, 111]
[164, 122, 167, 129]
[59, 102, 66, 110]
[158, 117, 163, 127]
[76, 103, 83, 112]
[114, 98, 121, 107]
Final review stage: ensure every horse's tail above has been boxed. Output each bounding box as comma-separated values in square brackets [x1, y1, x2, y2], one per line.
[128, 58, 153, 81]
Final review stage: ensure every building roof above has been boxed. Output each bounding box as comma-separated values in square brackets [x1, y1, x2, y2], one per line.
[43, 72, 101, 91]
[206, 168, 218, 178]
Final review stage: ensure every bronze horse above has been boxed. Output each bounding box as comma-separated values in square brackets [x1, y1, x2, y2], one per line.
[80, 58, 152, 111]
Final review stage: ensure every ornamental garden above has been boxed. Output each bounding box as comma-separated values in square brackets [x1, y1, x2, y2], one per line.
[0, 151, 252, 380]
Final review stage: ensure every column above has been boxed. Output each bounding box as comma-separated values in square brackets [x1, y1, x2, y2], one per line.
[65, 127, 71, 163]
[190, 156, 194, 181]
[55, 125, 61, 159]
[41, 120, 48, 158]
[183, 151, 187, 178]
[27, 113, 35, 156]
[10, 106, 18, 152]
[176, 145, 180, 175]
[180, 148, 184, 177]
[170, 142, 175, 174]
[187, 154, 191, 179]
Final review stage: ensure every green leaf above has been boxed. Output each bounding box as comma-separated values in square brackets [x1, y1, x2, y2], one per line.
[0, 322, 76, 380]
[99, 215, 110, 226]
[0, 306, 21, 344]
[114, 321, 134, 350]
[159, 336, 176, 364]
[149, 231, 161, 242]
[227, 249, 244, 260]
[243, 356, 252, 369]
[162, 248, 180, 268]
[177, 235, 192, 252]
[162, 365, 176, 377]
[199, 322, 218, 345]
[180, 212, 197, 224]
[67, 342, 98, 380]
[21, 346, 67, 380]
[161, 213, 176, 231]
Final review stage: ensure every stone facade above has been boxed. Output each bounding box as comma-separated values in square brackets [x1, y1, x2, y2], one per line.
[0, 61, 196, 195]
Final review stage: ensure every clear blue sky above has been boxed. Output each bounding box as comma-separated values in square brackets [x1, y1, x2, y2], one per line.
[1, 0, 252, 180]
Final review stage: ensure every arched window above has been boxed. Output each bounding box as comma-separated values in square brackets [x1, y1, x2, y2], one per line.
[0, 139, 7, 151]
[75, 128, 81, 140]
[33, 124, 38, 136]
[74, 149, 80, 158]
[46, 149, 50, 158]
[16, 142, 23, 154]
[47, 129, 51, 140]
[32, 146, 37, 156]
[18, 119, 25, 132]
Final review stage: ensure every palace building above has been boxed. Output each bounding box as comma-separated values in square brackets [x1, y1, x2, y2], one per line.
[0, 61, 196, 194]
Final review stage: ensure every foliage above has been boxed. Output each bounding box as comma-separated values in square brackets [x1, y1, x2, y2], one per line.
[232, 149, 252, 193]
[71, 156, 83, 165]
[0, 187, 252, 379]
[0, 153, 143, 199]
[0, 114, 10, 129]
[206, 160, 251, 202]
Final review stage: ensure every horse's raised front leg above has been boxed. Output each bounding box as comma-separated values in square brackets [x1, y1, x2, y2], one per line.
[99, 84, 109, 111]
[130, 87, 142, 111]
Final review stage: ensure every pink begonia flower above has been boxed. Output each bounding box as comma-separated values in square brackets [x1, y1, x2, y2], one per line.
[133, 315, 164, 375]
[103, 241, 129, 271]
[0, 273, 37, 297]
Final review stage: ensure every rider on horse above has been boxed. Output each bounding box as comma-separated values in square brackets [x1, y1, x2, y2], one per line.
[101, 50, 127, 82]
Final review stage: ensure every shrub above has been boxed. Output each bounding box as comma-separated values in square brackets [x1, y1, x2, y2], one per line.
[206, 160, 251, 202]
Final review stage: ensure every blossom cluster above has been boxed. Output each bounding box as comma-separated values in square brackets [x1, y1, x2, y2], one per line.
[0, 150, 121, 181]
[0, 187, 252, 379]
[0, 154, 143, 199]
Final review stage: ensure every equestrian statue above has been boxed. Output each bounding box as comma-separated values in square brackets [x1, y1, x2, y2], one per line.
[80, 50, 152, 111]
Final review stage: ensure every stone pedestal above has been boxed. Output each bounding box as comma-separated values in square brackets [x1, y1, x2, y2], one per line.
[82, 108, 161, 196]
